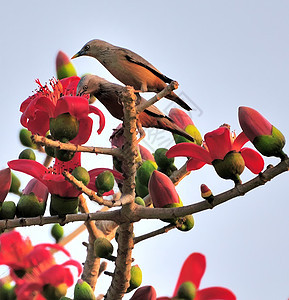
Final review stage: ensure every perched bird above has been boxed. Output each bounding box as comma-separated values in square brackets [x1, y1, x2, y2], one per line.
[72, 39, 192, 111]
[77, 74, 195, 142]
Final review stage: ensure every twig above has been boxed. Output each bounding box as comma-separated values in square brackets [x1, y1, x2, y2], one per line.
[32, 135, 122, 158]
[63, 171, 122, 208]
[79, 194, 106, 239]
[136, 81, 179, 113]
[133, 223, 176, 245]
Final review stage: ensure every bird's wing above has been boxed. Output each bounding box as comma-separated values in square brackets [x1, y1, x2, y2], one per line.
[116, 48, 173, 84]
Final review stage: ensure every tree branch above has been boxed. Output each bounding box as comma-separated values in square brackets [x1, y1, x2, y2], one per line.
[136, 81, 179, 113]
[106, 86, 138, 300]
[133, 223, 176, 245]
[32, 135, 122, 158]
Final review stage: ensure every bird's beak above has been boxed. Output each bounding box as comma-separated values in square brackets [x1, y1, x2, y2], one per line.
[71, 51, 82, 59]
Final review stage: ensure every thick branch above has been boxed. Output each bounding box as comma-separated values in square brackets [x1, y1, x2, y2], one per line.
[136, 81, 179, 113]
[106, 86, 138, 300]
[0, 210, 120, 230]
[32, 135, 122, 158]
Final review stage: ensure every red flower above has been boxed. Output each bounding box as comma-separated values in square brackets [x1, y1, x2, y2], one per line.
[20, 76, 105, 145]
[0, 168, 11, 203]
[0, 231, 82, 300]
[157, 252, 236, 300]
[8, 155, 123, 198]
[167, 126, 264, 183]
[8, 152, 82, 198]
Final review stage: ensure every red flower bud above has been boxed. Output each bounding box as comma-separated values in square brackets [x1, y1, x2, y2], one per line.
[56, 50, 77, 80]
[148, 170, 180, 208]
[239, 106, 286, 159]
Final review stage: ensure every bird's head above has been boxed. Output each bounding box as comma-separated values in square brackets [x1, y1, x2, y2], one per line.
[71, 39, 110, 59]
[77, 74, 101, 96]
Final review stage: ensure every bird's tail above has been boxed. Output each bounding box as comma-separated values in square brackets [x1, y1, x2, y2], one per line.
[165, 91, 192, 111]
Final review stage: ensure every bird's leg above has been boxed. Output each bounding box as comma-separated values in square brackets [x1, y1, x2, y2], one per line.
[136, 119, 145, 144]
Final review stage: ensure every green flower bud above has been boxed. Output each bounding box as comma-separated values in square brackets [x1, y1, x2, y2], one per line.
[94, 237, 114, 259]
[0, 201, 16, 220]
[50, 113, 79, 141]
[18, 149, 36, 160]
[9, 172, 21, 196]
[212, 151, 245, 184]
[74, 279, 96, 300]
[95, 171, 115, 196]
[42, 283, 67, 300]
[136, 160, 157, 186]
[177, 281, 197, 300]
[50, 194, 79, 216]
[51, 223, 64, 243]
[135, 196, 145, 206]
[55, 138, 75, 162]
[72, 167, 90, 186]
[135, 177, 149, 198]
[154, 148, 174, 169]
[126, 265, 142, 293]
[16, 193, 46, 218]
[19, 128, 37, 149]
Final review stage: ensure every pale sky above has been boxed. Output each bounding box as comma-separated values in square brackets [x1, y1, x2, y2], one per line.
[1, 1, 289, 299]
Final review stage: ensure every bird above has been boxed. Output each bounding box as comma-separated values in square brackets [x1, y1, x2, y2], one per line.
[76, 74, 195, 143]
[72, 39, 192, 111]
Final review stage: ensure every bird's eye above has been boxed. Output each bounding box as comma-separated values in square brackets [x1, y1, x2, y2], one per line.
[84, 45, 90, 51]
[83, 85, 88, 91]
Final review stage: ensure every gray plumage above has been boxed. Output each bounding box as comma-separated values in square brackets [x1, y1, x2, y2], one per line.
[72, 39, 192, 111]
[77, 74, 195, 142]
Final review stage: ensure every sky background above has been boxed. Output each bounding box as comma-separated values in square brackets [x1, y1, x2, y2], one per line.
[1, 1, 289, 299]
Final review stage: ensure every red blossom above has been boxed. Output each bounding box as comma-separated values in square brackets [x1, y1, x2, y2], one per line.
[166, 126, 264, 176]
[0, 231, 81, 300]
[8, 152, 82, 198]
[20, 76, 105, 145]
[157, 253, 236, 300]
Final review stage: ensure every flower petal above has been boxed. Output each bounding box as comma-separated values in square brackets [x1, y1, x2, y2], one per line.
[88, 168, 124, 180]
[54, 96, 89, 118]
[60, 76, 80, 94]
[172, 253, 206, 296]
[187, 158, 207, 171]
[167, 143, 212, 164]
[241, 147, 264, 174]
[196, 287, 236, 300]
[89, 105, 105, 134]
[61, 259, 83, 277]
[232, 131, 249, 152]
[40, 265, 74, 287]
[70, 116, 93, 145]
[130, 286, 157, 300]
[205, 127, 232, 160]
[8, 160, 47, 183]
[0, 168, 11, 202]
